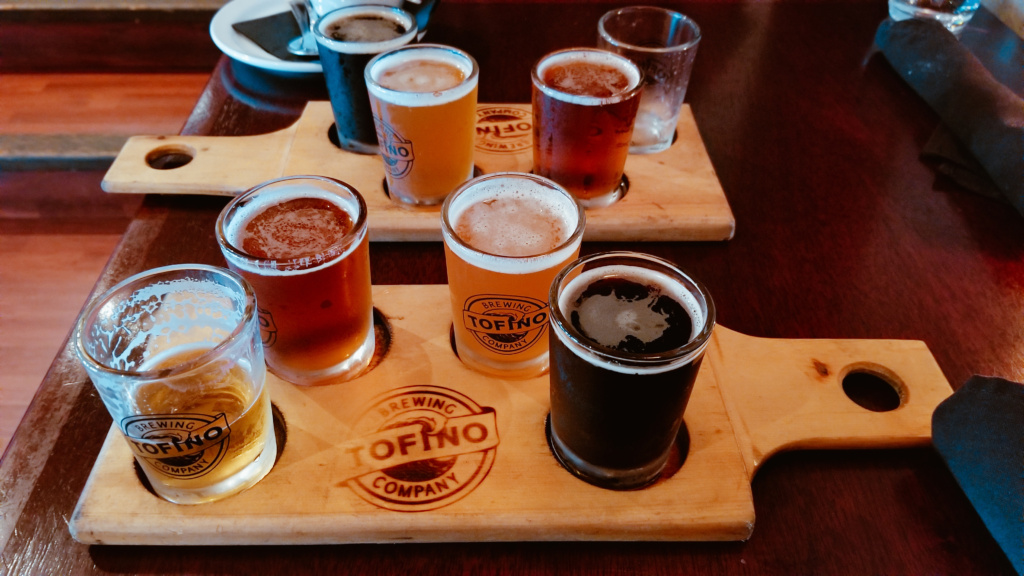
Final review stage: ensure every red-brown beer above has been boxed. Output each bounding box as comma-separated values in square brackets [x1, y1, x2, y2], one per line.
[217, 176, 374, 385]
[532, 49, 643, 208]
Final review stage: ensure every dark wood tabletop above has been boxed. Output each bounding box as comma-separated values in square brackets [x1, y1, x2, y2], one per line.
[2, 1, 1022, 573]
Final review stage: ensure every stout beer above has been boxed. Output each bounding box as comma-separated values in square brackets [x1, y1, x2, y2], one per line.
[441, 172, 585, 379]
[217, 176, 375, 385]
[548, 252, 715, 489]
[532, 48, 643, 208]
[366, 44, 479, 206]
[314, 5, 417, 154]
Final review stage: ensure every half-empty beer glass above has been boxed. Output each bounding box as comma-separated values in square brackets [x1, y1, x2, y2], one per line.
[548, 252, 716, 489]
[75, 264, 276, 504]
[442, 172, 585, 379]
[216, 176, 374, 386]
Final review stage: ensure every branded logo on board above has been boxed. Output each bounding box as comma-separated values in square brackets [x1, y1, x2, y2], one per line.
[374, 117, 415, 179]
[121, 413, 231, 479]
[339, 386, 498, 512]
[475, 106, 533, 154]
[462, 294, 549, 355]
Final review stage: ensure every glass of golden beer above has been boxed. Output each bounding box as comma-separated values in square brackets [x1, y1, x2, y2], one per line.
[441, 172, 586, 379]
[531, 48, 644, 208]
[216, 175, 375, 386]
[365, 43, 479, 207]
[74, 264, 276, 504]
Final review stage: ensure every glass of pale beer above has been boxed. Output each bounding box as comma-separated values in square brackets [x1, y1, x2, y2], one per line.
[532, 48, 643, 208]
[441, 172, 586, 379]
[75, 264, 276, 504]
[548, 252, 716, 490]
[216, 175, 375, 386]
[365, 43, 479, 207]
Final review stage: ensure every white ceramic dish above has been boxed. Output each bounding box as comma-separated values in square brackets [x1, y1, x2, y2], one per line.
[210, 0, 323, 75]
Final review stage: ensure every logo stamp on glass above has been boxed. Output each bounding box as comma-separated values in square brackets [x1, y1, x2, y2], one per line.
[374, 118, 415, 179]
[121, 413, 231, 480]
[462, 294, 549, 355]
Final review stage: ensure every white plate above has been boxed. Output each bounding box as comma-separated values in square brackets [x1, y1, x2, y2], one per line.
[210, 0, 322, 75]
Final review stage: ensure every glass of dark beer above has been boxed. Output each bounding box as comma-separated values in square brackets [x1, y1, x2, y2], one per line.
[547, 252, 716, 490]
[531, 48, 643, 208]
[314, 5, 417, 154]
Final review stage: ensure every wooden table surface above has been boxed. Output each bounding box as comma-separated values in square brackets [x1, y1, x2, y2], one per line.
[2, 2, 1022, 574]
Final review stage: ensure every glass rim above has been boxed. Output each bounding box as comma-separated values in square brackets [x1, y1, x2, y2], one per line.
[597, 7, 702, 54]
[74, 264, 257, 380]
[440, 171, 587, 262]
[313, 5, 418, 54]
[215, 175, 369, 273]
[364, 43, 480, 101]
[548, 251, 716, 366]
[531, 47, 644, 106]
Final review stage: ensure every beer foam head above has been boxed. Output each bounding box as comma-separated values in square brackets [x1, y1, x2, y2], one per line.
[442, 173, 584, 274]
[220, 179, 366, 276]
[314, 5, 417, 54]
[366, 44, 479, 107]
[533, 48, 642, 106]
[554, 263, 709, 375]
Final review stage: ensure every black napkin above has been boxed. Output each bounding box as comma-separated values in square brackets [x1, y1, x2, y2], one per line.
[232, 11, 317, 63]
[875, 19, 1024, 216]
[932, 375, 1023, 575]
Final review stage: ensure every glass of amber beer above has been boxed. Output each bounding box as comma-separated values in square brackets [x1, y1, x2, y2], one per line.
[216, 175, 375, 386]
[441, 172, 586, 379]
[75, 264, 276, 504]
[532, 48, 643, 208]
[365, 43, 479, 207]
[548, 252, 716, 489]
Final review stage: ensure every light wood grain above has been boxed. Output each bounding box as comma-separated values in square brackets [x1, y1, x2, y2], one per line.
[70, 285, 951, 545]
[101, 102, 737, 242]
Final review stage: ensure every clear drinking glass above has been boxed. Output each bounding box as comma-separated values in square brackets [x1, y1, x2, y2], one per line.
[75, 264, 276, 504]
[598, 6, 702, 154]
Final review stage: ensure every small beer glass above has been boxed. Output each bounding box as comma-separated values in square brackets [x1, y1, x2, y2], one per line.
[441, 172, 586, 379]
[598, 6, 702, 154]
[216, 175, 375, 386]
[314, 5, 417, 154]
[75, 264, 276, 504]
[365, 43, 480, 207]
[548, 252, 716, 489]
[532, 48, 643, 208]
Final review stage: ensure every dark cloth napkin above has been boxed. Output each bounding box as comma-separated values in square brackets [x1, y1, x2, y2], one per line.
[932, 375, 1024, 575]
[875, 19, 1024, 216]
[232, 11, 317, 63]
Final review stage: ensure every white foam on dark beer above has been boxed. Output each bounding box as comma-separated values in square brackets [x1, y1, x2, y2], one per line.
[443, 177, 582, 274]
[222, 183, 365, 277]
[555, 265, 706, 375]
[315, 6, 416, 54]
[367, 45, 478, 107]
[534, 49, 642, 106]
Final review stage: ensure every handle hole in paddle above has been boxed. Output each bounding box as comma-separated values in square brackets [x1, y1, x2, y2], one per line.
[842, 370, 902, 412]
[145, 145, 195, 170]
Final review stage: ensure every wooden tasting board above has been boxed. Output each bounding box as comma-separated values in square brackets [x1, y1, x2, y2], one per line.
[101, 103, 735, 242]
[70, 285, 952, 545]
